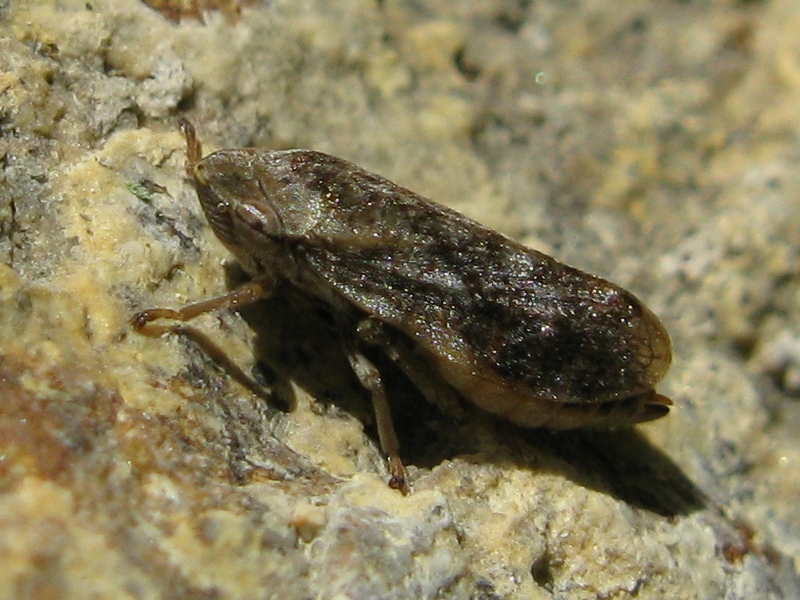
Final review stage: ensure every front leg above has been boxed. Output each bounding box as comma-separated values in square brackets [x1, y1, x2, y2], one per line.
[131, 278, 274, 329]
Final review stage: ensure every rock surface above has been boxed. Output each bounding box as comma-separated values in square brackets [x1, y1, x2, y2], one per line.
[1, 0, 799, 598]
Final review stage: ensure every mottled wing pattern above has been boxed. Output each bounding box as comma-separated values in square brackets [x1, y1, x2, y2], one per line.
[296, 166, 665, 404]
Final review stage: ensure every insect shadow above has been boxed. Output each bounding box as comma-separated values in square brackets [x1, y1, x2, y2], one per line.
[206, 265, 705, 518]
[511, 427, 706, 517]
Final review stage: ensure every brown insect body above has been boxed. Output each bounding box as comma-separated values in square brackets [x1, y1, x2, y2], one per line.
[189, 131, 671, 430]
[134, 121, 672, 491]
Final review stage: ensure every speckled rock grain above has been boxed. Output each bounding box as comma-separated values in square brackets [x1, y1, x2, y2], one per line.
[1, 0, 799, 599]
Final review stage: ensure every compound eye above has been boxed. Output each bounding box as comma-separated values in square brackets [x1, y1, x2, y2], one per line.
[234, 201, 282, 237]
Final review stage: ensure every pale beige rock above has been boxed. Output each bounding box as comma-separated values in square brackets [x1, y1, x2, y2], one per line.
[1, 0, 798, 598]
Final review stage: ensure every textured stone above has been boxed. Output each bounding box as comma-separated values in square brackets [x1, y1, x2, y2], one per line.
[1, 0, 799, 598]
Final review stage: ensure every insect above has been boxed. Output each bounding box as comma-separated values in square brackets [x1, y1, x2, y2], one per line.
[132, 119, 672, 493]
[139, 0, 257, 23]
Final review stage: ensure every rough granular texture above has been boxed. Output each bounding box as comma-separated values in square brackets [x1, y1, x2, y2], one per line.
[1, 0, 799, 598]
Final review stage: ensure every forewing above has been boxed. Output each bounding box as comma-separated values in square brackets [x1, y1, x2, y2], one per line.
[284, 155, 669, 405]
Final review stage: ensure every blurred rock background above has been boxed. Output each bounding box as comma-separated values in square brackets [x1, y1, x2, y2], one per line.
[1, 1, 799, 598]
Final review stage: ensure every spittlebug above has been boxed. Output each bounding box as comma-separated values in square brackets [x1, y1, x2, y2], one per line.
[133, 120, 672, 493]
